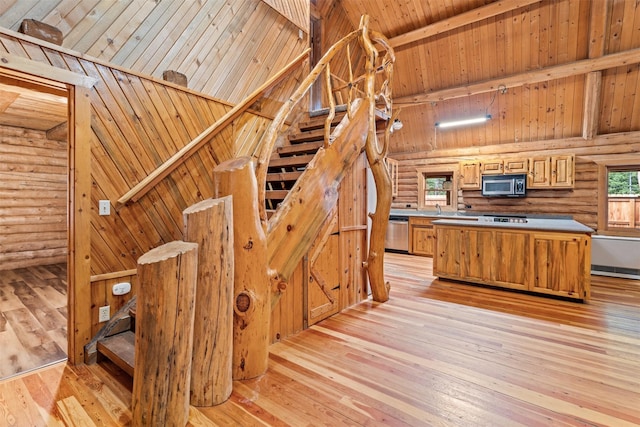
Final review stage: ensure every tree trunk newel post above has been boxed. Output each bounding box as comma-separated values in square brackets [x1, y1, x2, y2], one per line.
[213, 156, 270, 380]
[183, 196, 234, 406]
[132, 240, 198, 427]
[360, 15, 393, 303]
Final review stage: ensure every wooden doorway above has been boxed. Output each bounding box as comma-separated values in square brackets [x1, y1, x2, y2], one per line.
[0, 62, 93, 367]
[0, 74, 69, 379]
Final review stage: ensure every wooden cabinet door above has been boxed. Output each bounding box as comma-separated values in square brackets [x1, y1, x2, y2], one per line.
[434, 227, 463, 277]
[462, 229, 493, 282]
[531, 233, 589, 299]
[459, 161, 481, 190]
[504, 158, 529, 174]
[412, 226, 434, 256]
[551, 155, 574, 188]
[492, 230, 529, 290]
[528, 157, 551, 188]
[481, 159, 504, 175]
[307, 213, 340, 326]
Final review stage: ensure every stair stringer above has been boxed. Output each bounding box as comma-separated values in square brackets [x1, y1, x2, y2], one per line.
[266, 97, 369, 282]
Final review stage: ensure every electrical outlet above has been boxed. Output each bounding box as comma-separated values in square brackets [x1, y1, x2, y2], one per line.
[98, 305, 110, 323]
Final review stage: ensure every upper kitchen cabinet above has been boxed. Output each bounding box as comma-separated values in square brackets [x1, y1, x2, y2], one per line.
[481, 159, 504, 175]
[504, 158, 529, 174]
[459, 161, 481, 190]
[550, 155, 575, 188]
[528, 155, 575, 189]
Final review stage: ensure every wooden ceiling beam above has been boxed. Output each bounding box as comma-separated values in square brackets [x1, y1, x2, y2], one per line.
[387, 0, 542, 49]
[582, 0, 611, 140]
[395, 47, 640, 106]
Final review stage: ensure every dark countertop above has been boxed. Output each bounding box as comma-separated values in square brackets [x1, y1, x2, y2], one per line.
[389, 209, 593, 233]
[432, 218, 594, 234]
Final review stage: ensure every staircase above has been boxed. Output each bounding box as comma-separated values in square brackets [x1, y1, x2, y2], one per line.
[86, 15, 396, 377]
[86, 298, 137, 376]
[265, 111, 346, 211]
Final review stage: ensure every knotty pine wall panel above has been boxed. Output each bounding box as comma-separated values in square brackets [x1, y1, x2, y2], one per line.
[0, 125, 67, 270]
[0, 0, 308, 118]
[90, 272, 138, 337]
[0, 30, 272, 277]
[261, 0, 309, 31]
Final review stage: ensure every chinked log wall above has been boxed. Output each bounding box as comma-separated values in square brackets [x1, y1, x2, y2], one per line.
[0, 125, 67, 270]
[392, 132, 640, 230]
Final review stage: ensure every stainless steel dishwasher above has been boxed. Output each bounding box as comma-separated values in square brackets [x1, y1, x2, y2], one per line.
[385, 216, 409, 252]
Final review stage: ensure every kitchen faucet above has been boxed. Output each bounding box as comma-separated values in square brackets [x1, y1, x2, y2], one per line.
[436, 204, 441, 215]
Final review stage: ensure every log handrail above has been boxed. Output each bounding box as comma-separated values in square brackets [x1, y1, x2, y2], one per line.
[255, 18, 395, 227]
[258, 15, 395, 302]
[116, 48, 310, 208]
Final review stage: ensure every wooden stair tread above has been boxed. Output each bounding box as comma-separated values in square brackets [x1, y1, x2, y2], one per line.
[277, 141, 323, 156]
[265, 190, 290, 200]
[266, 171, 303, 182]
[289, 128, 326, 144]
[268, 154, 315, 168]
[298, 113, 345, 131]
[97, 331, 135, 376]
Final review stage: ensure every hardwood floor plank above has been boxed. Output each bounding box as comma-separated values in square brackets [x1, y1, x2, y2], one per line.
[0, 254, 638, 426]
[56, 396, 97, 427]
[0, 327, 36, 378]
[9, 280, 66, 331]
[0, 264, 67, 381]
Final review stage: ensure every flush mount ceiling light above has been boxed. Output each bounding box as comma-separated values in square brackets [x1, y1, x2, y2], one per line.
[435, 114, 491, 129]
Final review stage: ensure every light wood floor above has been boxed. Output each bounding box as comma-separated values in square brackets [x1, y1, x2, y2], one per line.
[1, 253, 639, 426]
[0, 264, 67, 381]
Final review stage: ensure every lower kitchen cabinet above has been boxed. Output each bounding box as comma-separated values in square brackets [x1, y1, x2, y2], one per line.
[409, 217, 435, 257]
[434, 224, 591, 300]
[530, 232, 591, 299]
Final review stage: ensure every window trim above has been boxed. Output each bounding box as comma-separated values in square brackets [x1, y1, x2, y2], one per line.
[416, 165, 458, 211]
[597, 162, 640, 237]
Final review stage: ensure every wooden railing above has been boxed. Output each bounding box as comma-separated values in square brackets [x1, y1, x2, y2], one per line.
[116, 48, 310, 208]
[257, 15, 396, 302]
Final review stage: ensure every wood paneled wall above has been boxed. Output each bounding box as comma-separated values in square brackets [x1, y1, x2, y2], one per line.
[0, 30, 277, 276]
[90, 271, 138, 336]
[0, 124, 67, 270]
[0, 0, 308, 116]
[262, 0, 309, 31]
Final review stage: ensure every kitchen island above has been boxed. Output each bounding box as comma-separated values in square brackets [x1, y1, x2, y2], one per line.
[432, 217, 593, 301]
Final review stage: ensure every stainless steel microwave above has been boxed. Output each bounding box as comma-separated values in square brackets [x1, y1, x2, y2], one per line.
[482, 173, 526, 197]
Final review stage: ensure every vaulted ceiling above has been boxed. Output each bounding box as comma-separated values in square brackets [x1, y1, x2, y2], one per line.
[325, 0, 640, 155]
[1, 0, 639, 157]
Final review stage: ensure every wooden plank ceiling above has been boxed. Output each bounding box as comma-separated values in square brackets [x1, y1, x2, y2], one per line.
[0, 0, 308, 117]
[329, 0, 640, 155]
[0, 79, 67, 133]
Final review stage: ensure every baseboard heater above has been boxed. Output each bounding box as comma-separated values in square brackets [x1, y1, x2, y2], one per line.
[591, 235, 640, 280]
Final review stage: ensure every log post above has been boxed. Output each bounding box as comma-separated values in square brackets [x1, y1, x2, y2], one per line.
[132, 241, 198, 427]
[360, 15, 391, 302]
[213, 157, 270, 380]
[183, 196, 234, 406]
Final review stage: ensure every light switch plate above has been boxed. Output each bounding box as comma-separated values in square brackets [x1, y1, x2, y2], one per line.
[99, 200, 110, 216]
